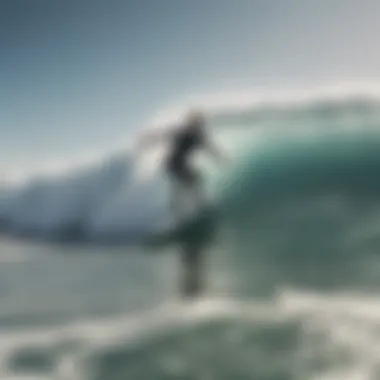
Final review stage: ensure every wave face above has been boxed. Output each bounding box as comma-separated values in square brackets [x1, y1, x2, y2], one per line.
[2, 91, 380, 247]
[212, 134, 380, 296]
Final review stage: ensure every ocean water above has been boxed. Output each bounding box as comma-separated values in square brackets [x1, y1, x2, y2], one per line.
[3, 91, 380, 379]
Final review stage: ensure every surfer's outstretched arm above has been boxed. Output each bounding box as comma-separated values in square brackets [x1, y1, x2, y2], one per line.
[135, 128, 173, 152]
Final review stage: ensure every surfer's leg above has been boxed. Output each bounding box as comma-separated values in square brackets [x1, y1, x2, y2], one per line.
[187, 168, 205, 209]
[167, 163, 188, 220]
[181, 244, 203, 298]
[169, 179, 181, 219]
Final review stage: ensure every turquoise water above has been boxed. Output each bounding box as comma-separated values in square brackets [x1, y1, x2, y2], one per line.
[2, 235, 380, 380]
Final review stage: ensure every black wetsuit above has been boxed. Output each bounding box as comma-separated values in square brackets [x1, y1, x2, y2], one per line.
[166, 127, 204, 184]
[166, 125, 208, 299]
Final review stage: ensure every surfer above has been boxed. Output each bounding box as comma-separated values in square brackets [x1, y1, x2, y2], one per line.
[137, 109, 226, 220]
[137, 108, 226, 298]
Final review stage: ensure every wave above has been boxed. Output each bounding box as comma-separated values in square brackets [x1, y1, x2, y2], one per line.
[2, 89, 380, 244]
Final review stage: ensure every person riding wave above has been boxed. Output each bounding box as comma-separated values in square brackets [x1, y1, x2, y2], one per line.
[137, 108, 227, 298]
[137, 109, 226, 220]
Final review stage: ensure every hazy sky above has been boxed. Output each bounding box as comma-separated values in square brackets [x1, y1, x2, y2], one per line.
[2, 0, 380, 176]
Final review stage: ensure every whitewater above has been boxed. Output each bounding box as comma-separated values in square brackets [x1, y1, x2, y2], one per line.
[3, 86, 380, 379]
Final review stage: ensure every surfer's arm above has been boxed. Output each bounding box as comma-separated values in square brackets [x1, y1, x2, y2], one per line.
[136, 128, 173, 152]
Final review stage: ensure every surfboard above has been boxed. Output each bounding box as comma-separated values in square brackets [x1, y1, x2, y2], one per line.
[146, 206, 217, 248]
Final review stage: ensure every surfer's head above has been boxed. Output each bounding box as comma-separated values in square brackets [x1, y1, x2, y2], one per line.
[186, 108, 206, 130]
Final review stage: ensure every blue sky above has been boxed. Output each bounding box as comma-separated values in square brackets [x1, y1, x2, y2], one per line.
[2, 0, 380, 177]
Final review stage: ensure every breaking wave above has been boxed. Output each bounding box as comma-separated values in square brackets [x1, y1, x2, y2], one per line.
[2, 86, 380, 245]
